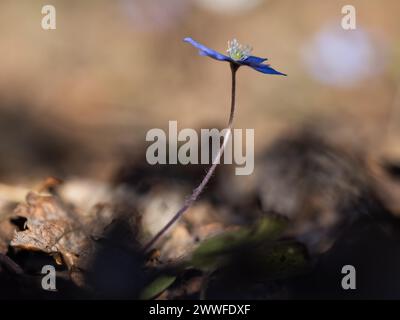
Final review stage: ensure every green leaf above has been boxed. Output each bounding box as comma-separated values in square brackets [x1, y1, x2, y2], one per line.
[251, 216, 288, 243]
[190, 228, 247, 271]
[139, 275, 177, 300]
[190, 216, 287, 271]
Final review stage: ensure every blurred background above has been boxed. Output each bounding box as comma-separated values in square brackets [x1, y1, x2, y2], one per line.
[0, 0, 399, 184]
[2, 0, 400, 299]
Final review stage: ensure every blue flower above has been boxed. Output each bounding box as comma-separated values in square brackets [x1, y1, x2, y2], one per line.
[184, 37, 287, 76]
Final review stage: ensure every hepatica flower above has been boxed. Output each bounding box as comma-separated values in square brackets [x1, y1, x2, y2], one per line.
[184, 37, 287, 76]
[144, 37, 286, 252]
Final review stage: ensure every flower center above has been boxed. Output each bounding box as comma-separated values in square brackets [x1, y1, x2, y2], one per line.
[227, 39, 252, 61]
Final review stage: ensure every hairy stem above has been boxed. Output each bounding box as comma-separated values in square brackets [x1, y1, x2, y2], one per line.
[143, 63, 239, 252]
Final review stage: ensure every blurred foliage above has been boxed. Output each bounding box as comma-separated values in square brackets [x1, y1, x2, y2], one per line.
[190, 216, 288, 271]
[139, 274, 177, 300]
[138, 216, 308, 300]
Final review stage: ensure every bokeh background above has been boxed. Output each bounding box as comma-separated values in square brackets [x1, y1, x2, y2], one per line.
[2, 0, 400, 300]
[0, 0, 399, 185]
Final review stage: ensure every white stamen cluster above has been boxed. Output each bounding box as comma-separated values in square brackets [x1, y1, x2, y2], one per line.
[227, 39, 252, 61]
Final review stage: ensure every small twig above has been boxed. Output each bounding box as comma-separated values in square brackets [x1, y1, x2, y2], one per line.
[143, 63, 240, 252]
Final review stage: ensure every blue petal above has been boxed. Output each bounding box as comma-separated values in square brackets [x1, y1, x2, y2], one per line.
[250, 63, 287, 76]
[184, 37, 232, 62]
[243, 56, 268, 66]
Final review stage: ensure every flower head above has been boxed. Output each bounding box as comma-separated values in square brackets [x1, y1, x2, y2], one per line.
[227, 39, 252, 61]
[184, 37, 287, 76]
